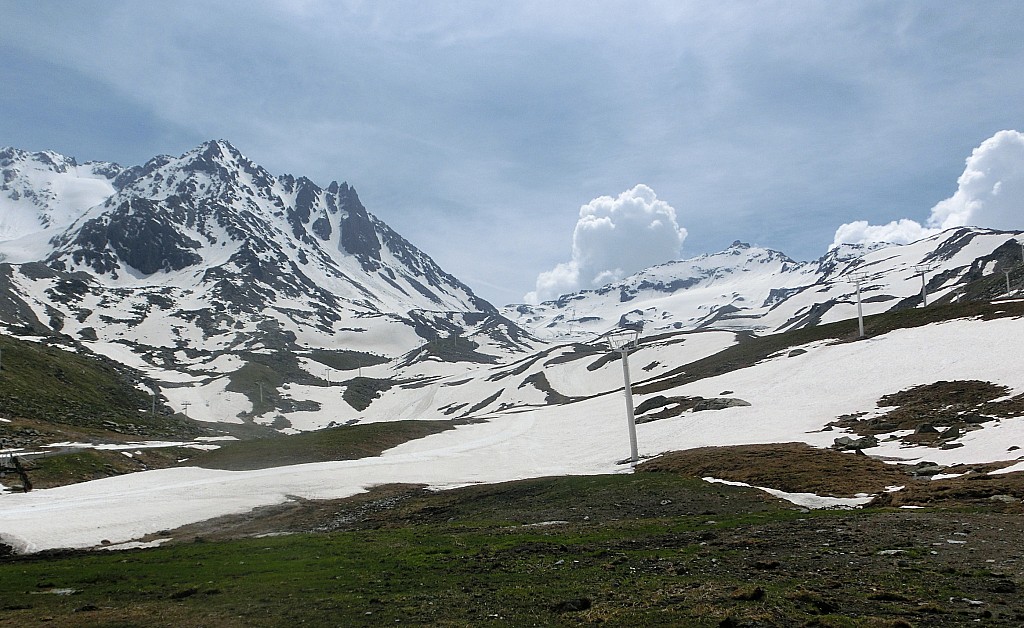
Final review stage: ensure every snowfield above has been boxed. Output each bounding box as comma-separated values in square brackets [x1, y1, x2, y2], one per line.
[2, 314, 1023, 553]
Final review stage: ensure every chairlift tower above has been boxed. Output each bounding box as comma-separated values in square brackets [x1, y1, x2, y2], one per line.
[607, 327, 641, 466]
[847, 272, 869, 338]
[912, 264, 932, 307]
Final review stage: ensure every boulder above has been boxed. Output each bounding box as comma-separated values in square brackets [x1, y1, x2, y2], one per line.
[693, 398, 752, 412]
[833, 435, 879, 450]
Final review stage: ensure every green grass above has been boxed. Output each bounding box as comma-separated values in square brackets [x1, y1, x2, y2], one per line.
[23, 448, 192, 489]
[307, 348, 388, 371]
[1, 472, 1015, 626]
[0, 334, 201, 439]
[181, 420, 459, 470]
[0, 474, 797, 627]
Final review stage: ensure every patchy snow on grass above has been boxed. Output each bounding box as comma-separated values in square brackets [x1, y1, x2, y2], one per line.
[991, 460, 1024, 475]
[702, 477, 874, 509]
[162, 377, 247, 424]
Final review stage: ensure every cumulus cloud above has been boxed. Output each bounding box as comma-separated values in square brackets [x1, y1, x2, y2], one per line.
[525, 184, 687, 303]
[833, 130, 1024, 248]
[831, 218, 935, 249]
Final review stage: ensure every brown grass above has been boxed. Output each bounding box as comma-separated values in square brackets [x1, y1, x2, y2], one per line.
[637, 442, 911, 497]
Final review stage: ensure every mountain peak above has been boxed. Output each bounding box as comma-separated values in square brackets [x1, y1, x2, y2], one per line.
[178, 139, 257, 175]
[194, 139, 243, 162]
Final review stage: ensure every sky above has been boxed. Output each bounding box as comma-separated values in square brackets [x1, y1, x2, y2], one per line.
[2, 2, 1024, 306]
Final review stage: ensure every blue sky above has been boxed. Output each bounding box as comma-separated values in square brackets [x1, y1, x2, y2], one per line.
[2, 1, 1023, 305]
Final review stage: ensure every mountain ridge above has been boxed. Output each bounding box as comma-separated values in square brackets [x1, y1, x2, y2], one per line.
[506, 227, 1024, 340]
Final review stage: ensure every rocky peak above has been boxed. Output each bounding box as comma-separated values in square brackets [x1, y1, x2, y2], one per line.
[337, 184, 382, 262]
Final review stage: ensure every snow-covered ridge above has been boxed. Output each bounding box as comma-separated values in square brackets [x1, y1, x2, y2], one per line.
[507, 228, 1024, 340]
[0, 147, 120, 249]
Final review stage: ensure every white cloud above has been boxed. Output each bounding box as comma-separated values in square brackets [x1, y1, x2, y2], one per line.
[833, 130, 1024, 248]
[525, 185, 686, 303]
[831, 218, 934, 249]
[926, 129, 1024, 231]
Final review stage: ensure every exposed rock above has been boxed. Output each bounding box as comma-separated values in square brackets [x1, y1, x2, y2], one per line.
[693, 398, 751, 412]
[909, 463, 945, 477]
[941, 426, 961, 439]
[989, 494, 1021, 504]
[833, 435, 879, 451]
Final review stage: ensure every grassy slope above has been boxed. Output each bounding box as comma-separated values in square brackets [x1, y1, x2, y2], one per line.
[0, 334, 204, 440]
[181, 420, 461, 470]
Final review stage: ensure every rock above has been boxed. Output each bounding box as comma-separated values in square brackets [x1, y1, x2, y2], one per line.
[693, 398, 751, 412]
[170, 587, 199, 600]
[989, 494, 1020, 504]
[833, 435, 879, 450]
[940, 426, 961, 439]
[787, 348, 807, 357]
[635, 395, 669, 414]
[988, 579, 1017, 593]
[915, 423, 939, 434]
[911, 464, 945, 476]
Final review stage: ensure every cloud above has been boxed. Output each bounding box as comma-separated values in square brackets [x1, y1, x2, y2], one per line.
[927, 129, 1024, 231]
[831, 218, 935, 249]
[833, 130, 1024, 248]
[525, 185, 686, 303]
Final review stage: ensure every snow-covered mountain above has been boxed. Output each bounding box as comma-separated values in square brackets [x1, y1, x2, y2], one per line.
[3, 140, 1024, 436]
[0, 147, 120, 253]
[0, 141, 531, 429]
[506, 228, 1024, 340]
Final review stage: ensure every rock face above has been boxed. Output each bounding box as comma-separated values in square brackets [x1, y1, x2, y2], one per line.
[54, 197, 204, 276]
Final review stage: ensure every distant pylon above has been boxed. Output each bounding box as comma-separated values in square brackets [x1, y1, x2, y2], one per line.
[912, 264, 932, 307]
[847, 272, 869, 338]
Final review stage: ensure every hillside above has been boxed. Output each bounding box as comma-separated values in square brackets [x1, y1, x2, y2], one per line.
[3, 292, 1024, 554]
